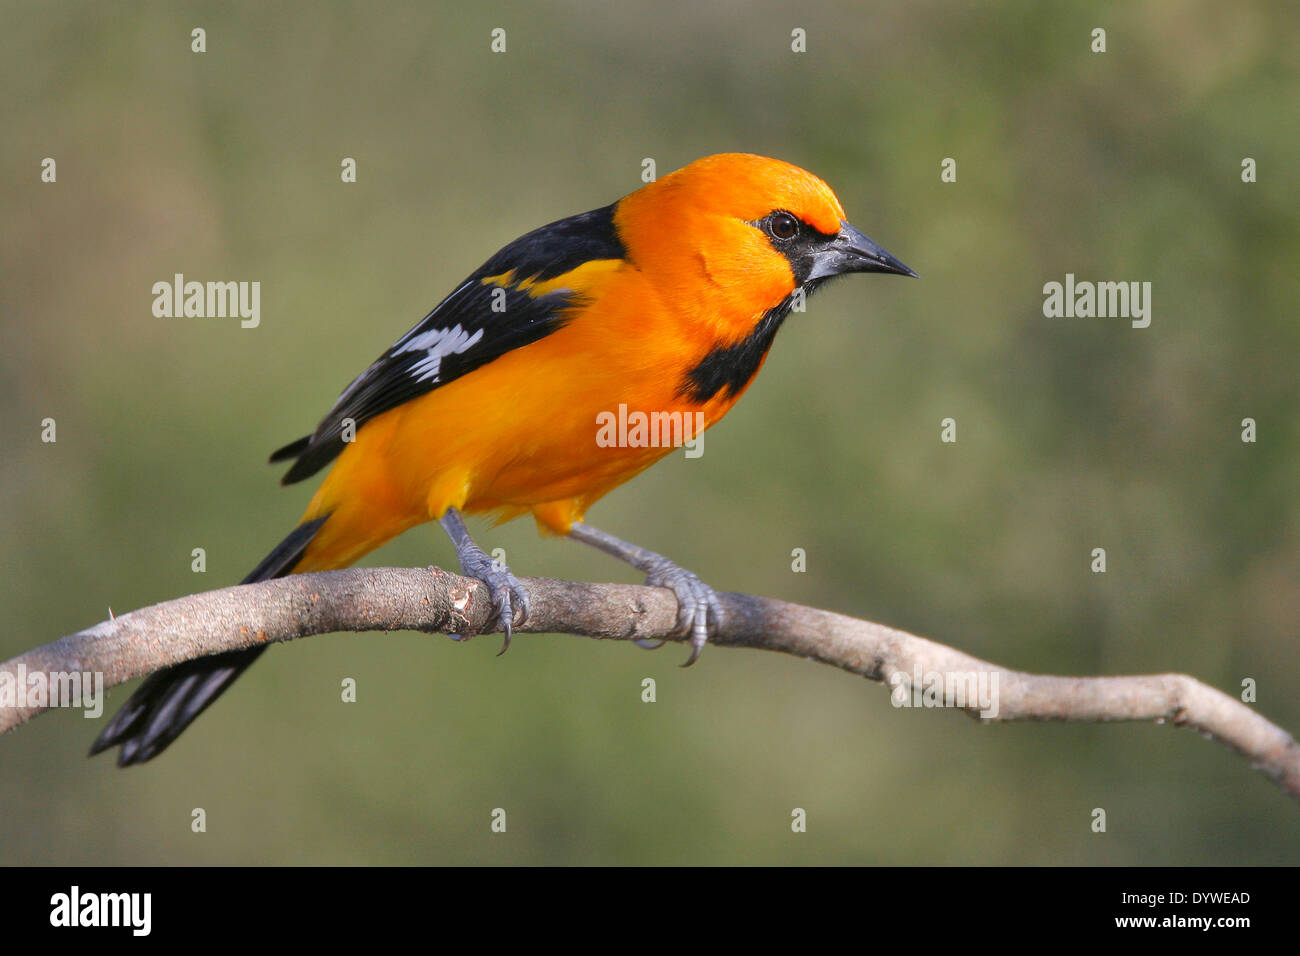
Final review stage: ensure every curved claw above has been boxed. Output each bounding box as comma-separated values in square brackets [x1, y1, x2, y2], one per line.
[485, 573, 529, 655]
[493, 591, 514, 656]
[634, 638, 667, 651]
[680, 599, 715, 668]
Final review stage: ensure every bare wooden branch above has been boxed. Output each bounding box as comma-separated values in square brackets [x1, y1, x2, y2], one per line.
[3, 566, 1297, 801]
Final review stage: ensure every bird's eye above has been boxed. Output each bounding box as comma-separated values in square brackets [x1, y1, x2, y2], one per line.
[767, 211, 799, 241]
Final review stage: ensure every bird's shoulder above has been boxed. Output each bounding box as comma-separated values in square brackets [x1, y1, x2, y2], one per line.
[272, 202, 628, 484]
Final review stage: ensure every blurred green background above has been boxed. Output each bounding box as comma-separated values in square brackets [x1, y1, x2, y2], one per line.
[2, 0, 1297, 864]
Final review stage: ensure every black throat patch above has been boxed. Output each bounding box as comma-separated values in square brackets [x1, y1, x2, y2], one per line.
[677, 286, 817, 403]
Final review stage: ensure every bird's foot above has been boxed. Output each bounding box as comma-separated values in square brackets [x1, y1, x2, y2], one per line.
[440, 507, 529, 654]
[641, 557, 724, 666]
[452, 551, 530, 654]
[565, 522, 724, 665]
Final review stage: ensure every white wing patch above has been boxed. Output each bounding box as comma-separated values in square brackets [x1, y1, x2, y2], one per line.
[395, 324, 486, 383]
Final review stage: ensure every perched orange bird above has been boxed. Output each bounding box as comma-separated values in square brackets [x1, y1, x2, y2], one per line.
[91, 153, 914, 766]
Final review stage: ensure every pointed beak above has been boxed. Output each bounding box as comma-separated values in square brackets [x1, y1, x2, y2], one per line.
[808, 221, 918, 280]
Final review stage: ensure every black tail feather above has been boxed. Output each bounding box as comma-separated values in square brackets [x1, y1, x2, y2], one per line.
[89, 516, 329, 767]
[268, 435, 311, 464]
[238, 516, 328, 585]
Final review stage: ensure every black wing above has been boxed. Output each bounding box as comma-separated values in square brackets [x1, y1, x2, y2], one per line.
[272, 203, 626, 484]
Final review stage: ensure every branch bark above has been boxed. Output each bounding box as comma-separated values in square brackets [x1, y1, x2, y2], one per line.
[3, 566, 1297, 802]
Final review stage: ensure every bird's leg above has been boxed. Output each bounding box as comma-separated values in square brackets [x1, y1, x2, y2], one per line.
[567, 522, 723, 666]
[438, 507, 529, 654]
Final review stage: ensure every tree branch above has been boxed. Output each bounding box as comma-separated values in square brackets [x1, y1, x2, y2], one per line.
[4, 566, 1297, 802]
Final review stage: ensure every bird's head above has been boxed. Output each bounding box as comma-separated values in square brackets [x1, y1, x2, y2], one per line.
[614, 153, 915, 326]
